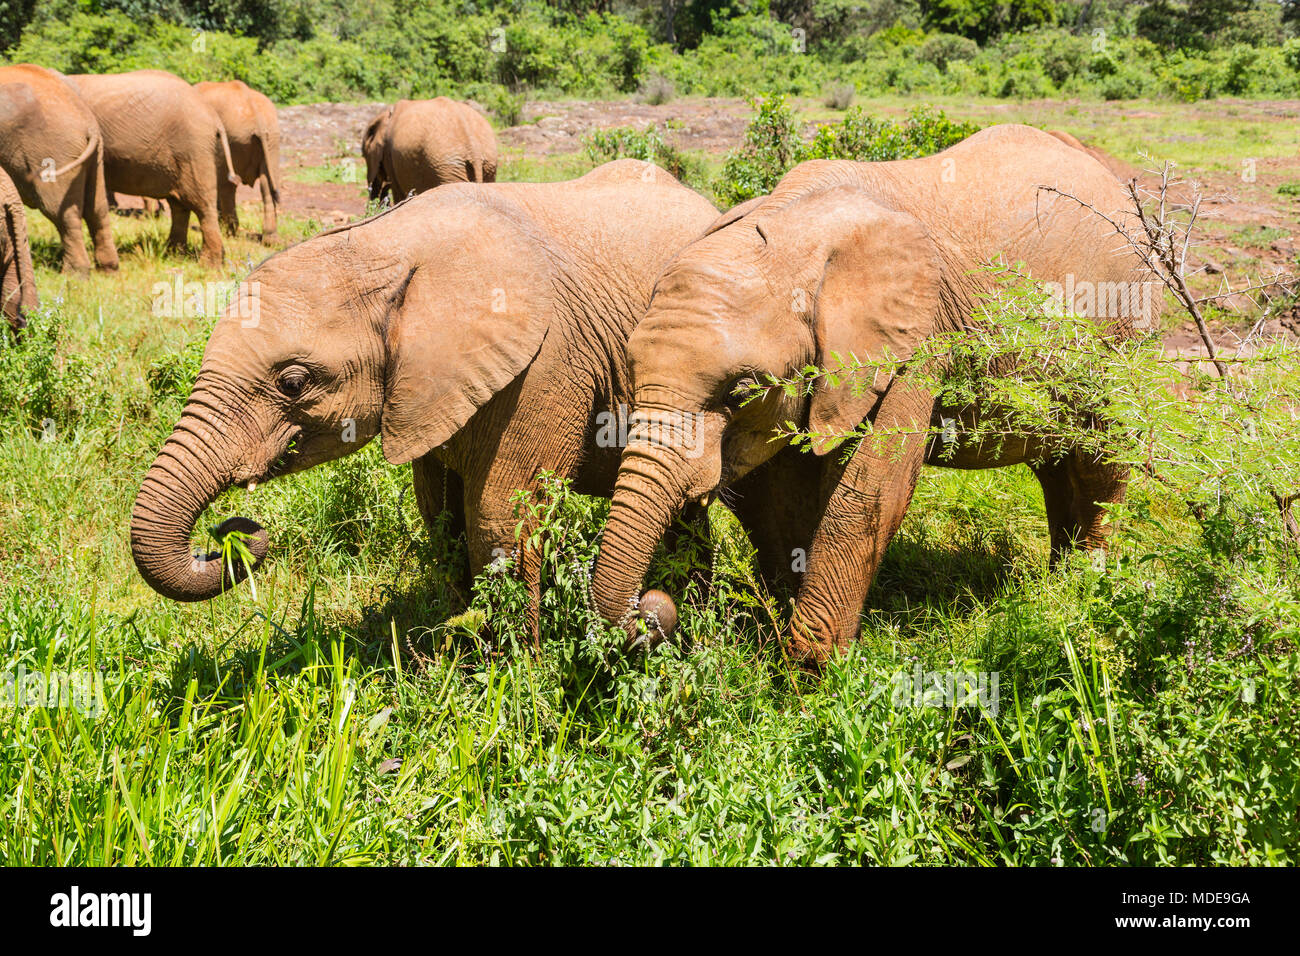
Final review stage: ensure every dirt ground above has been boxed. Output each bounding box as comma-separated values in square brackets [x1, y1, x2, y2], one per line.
[243, 96, 1300, 352]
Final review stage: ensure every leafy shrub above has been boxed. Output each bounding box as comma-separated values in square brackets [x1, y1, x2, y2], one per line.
[715, 97, 981, 206]
[582, 123, 702, 186]
[916, 32, 979, 72]
[0, 307, 108, 433]
[637, 72, 674, 105]
[824, 82, 855, 110]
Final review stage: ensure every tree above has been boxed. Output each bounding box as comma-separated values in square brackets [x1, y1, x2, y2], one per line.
[918, 0, 1057, 43]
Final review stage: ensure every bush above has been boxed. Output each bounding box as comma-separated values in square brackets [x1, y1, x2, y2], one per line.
[715, 97, 981, 206]
[824, 82, 855, 110]
[582, 123, 702, 186]
[916, 32, 980, 72]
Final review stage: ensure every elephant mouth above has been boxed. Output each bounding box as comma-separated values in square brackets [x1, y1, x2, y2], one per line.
[235, 429, 303, 490]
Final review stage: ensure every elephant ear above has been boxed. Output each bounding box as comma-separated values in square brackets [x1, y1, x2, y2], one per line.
[701, 195, 767, 237]
[380, 212, 553, 465]
[805, 197, 943, 455]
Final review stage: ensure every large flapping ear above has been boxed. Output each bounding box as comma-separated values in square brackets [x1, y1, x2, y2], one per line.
[804, 194, 943, 455]
[380, 209, 553, 465]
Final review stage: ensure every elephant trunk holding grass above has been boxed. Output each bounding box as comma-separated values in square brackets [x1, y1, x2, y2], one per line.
[0, 63, 118, 274]
[362, 98, 497, 202]
[195, 80, 284, 240]
[130, 161, 716, 643]
[1, 168, 38, 332]
[68, 70, 239, 268]
[590, 125, 1161, 664]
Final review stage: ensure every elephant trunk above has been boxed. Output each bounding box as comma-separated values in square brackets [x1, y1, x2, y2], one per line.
[130, 385, 268, 601]
[592, 445, 689, 644]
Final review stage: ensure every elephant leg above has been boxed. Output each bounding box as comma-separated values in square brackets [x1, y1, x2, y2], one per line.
[256, 173, 277, 241]
[728, 450, 828, 604]
[83, 165, 118, 271]
[786, 381, 933, 667]
[463, 487, 545, 652]
[217, 177, 238, 237]
[55, 198, 91, 276]
[166, 199, 191, 256]
[193, 199, 224, 269]
[1031, 451, 1127, 565]
[411, 454, 470, 593]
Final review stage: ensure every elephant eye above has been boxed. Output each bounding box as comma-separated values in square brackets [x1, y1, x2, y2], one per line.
[723, 375, 760, 408]
[277, 368, 310, 398]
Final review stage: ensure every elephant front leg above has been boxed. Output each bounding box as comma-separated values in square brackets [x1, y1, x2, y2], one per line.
[728, 449, 829, 604]
[786, 382, 933, 667]
[411, 454, 470, 595]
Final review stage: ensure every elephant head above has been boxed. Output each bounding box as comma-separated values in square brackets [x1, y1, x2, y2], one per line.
[362, 107, 393, 202]
[130, 193, 553, 601]
[591, 175, 943, 633]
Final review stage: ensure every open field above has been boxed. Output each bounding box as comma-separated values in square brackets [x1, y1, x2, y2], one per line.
[1, 95, 1298, 865]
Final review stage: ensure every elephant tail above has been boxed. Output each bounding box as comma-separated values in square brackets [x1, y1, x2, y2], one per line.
[51, 126, 100, 180]
[217, 123, 239, 185]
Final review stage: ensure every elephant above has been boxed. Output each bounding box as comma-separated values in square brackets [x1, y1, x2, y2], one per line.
[589, 125, 1161, 666]
[129, 160, 717, 645]
[195, 80, 284, 240]
[0, 63, 118, 274]
[1, 167, 38, 333]
[67, 70, 239, 268]
[362, 98, 497, 202]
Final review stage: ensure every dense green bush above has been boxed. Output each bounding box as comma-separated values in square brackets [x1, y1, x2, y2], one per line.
[715, 96, 981, 206]
[5, 4, 1300, 103]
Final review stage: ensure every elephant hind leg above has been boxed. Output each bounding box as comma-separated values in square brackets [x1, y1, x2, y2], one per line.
[166, 199, 192, 256]
[218, 177, 238, 237]
[82, 164, 118, 271]
[256, 173, 276, 241]
[55, 197, 92, 275]
[1031, 452, 1127, 565]
[193, 200, 224, 269]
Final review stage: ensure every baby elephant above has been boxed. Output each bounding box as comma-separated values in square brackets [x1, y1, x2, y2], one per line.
[363, 98, 497, 203]
[1, 167, 38, 333]
[69, 69, 239, 267]
[590, 125, 1161, 665]
[130, 161, 716, 644]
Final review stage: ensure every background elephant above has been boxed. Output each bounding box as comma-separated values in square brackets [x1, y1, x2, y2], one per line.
[0, 63, 118, 274]
[1, 168, 38, 333]
[196, 80, 284, 240]
[590, 125, 1161, 665]
[130, 160, 715, 644]
[362, 98, 497, 201]
[68, 70, 238, 268]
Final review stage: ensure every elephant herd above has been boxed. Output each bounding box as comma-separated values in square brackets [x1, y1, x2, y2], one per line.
[0, 64, 495, 325]
[0, 63, 1160, 666]
[121, 116, 1157, 666]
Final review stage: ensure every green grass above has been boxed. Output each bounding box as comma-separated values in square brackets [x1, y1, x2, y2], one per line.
[1, 172, 1297, 865]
